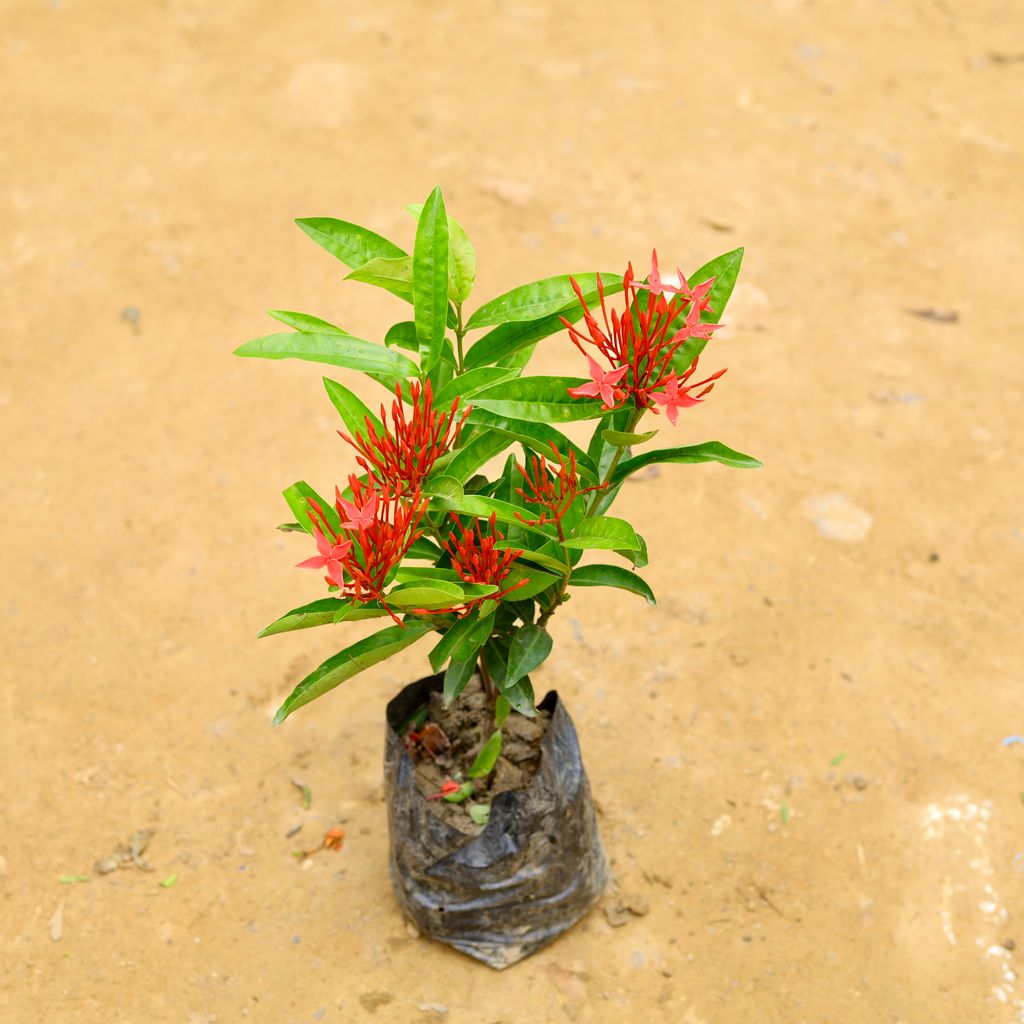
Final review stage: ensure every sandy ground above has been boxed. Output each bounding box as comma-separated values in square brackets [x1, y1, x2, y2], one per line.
[2, 0, 1023, 1021]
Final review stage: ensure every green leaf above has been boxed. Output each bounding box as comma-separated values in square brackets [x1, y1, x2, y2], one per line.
[469, 377, 605, 424]
[562, 515, 642, 552]
[612, 441, 762, 483]
[258, 598, 390, 637]
[569, 564, 656, 606]
[497, 542, 569, 575]
[442, 781, 474, 803]
[59, 874, 91, 884]
[345, 256, 413, 301]
[503, 562, 559, 600]
[323, 377, 384, 438]
[384, 320, 418, 352]
[464, 279, 625, 369]
[422, 475, 464, 501]
[407, 536, 443, 561]
[434, 367, 520, 407]
[468, 803, 491, 826]
[506, 623, 552, 685]
[466, 273, 623, 330]
[283, 481, 341, 537]
[277, 521, 305, 533]
[602, 428, 658, 447]
[274, 620, 435, 724]
[295, 217, 406, 269]
[495, 695, 511, 728]
[500, 674, 537, 717]
[428, 494, 553, 538]
[386, 579, 465, 608]
[447, 217, 476, 303]
[468, 730, 503, 778]
[443, 432, 514, 484]
[159, 874, 179, 889]
[429, 608, 481, 673]
[444, 656, 478, 705]
[413, 187, 449, 373]
[464, 409, 598, 481]
[406, 203, 477, 303]
[268, 310, 346, 334]
[234, 332, 418, 388]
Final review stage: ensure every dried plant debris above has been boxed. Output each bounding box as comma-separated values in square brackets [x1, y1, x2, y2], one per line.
[94, 829, 155, 874]
[904, 307, 959, 323]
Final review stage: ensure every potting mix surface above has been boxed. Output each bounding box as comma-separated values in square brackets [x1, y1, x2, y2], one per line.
[3, 1, 1023, 1021]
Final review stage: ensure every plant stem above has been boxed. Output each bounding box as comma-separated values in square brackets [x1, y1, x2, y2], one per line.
[539, 405, 647, 626]
[455, 302, 465, 373]
[477, 652, 498, 723]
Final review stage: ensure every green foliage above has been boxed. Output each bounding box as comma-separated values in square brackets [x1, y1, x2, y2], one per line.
[238, 190, 759, 724]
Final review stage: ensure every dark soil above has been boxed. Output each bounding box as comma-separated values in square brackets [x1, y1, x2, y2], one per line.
[407, 676, 551, 834]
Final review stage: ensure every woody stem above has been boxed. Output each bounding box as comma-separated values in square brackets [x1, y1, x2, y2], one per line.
[477, 653, 498, 719]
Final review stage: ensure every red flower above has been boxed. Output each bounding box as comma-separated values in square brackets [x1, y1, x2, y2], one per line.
[339, 380, 469, 495]
[561, 250, 727, 414]
[336, 487, 378, 531]
[295, 527, 353, 588]
[650, 363, 727, 425]
[567, 355, 629, 410]
[427, 780, 462, 800]
[515, 443, 605, 537]
[302, 481, 427, 622]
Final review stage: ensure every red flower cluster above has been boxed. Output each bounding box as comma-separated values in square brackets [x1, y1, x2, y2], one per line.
[564, 251, 727, 416]
[436, 513, 527, 614]
[298, 476, 426, 621]
[339, 380, 468, 494]
[515, 442, 604, 536]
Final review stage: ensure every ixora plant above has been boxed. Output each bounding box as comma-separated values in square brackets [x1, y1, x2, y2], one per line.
[235, 187, 759, 968]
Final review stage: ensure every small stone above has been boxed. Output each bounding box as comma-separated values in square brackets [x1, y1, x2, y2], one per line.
[803, 493, 873, 543]
[405, 921, 420, 939]
[358, 991, 394, 1013]
[416, 1003, 449, 1018]
[49, 900, 65, 941]
[710, 814, 733, 837]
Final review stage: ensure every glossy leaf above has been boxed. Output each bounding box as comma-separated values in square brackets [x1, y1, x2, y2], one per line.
[562, 515, 642, 552]
[384, 320, 418, 352]
[428, 494, 554, 538]
[494, 695, 511, 728]
[283, 481, 341, 537]
[464, 409, 598, 481]
[345, 256, 413, 301]
[602, 428, 658, 447]
[502, 562, 558, 600]
[268, 310, 345, 334]
[443, 431, 514, 484]
[407, 536, 443, 561]
[569, 564, 656, 606]
[273, 620, 434, 724]
[234, 332, 417, 387]
[466, 273, 622, 330]
[413, 187, 449, 373]
[295, 217, 406, 269]
[469, 377, 605, 424]
[506, 623, 552, 685]
[496, 542, 569, 575]
[463, 277, 624, 368]
[612, 441, 762, 483]
[434, 366, 520, 407]
[406, 202, 477, 303]
[422, 475, 464, 501]
[323, 377, 384, 438]
[468, 730, 503, 778]
[386, 579, 465, 608]
[257, 598, 390, 637]
[444, 656, 478, 706]
[429, 608, 481, 672]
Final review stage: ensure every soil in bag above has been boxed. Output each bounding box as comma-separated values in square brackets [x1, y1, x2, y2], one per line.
[384, 673, 608, 969]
